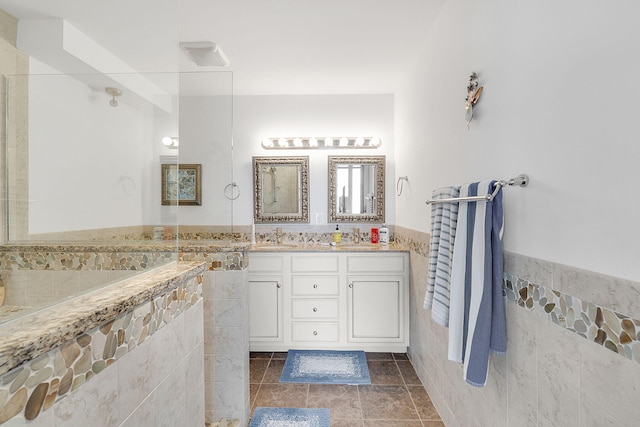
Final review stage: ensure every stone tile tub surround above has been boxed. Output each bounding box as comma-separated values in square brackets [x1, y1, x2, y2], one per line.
[0, 261, 205, 425]
[395, 225, 640, 426]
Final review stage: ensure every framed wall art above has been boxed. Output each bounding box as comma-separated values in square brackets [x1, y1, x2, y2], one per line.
[161, 163, 202, 206]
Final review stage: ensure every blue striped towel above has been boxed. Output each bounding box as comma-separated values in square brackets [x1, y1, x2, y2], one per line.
[424, 186, 460, 326]
[447, 181, 506, 387]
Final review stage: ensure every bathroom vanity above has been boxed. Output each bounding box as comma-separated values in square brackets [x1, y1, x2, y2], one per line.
[248, 248, 409, 352]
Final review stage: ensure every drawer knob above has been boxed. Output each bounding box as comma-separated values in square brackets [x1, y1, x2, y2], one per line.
[313, 330, 318, 336]
[313, 307, 318, 312]
[313, 284, 318, 289]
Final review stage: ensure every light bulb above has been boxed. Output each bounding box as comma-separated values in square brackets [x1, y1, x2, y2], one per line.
[324, 137, 334, 147]
[339, 137, 349, 147]
[355, 137, 365, 146]
[162, 137, 173, 146]
[278, 138, 288, 147]
[293, 138, 303, 147]
[309, 138, 318, 147]
[110, 98, 118, 107]
[369, 137, 381, 148]
[261, 138, 273, 148]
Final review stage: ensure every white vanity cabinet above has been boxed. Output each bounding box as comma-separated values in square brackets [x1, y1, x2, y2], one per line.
[248, 255, 284, 343]
[346, 254, 408, 344]
[248, 251, 409, 352]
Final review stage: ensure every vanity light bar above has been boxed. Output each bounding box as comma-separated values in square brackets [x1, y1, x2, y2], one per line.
[261, 137, 381, 149]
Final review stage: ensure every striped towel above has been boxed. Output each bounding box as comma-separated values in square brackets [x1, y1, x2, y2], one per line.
[448, 181, 506, 387]
[424, 186, 460, 326]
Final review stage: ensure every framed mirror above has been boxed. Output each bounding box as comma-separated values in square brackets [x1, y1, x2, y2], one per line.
[253, 156, 310, 223]
[328, 156, 385, 223]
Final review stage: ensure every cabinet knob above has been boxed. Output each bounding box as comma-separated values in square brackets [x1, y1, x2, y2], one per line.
[313, 284, 318, 289]
[348, 283, 353, 288]
[313, 307, 317, 312]
[277, 283, 281, 288]
[313, 331, 318, 336]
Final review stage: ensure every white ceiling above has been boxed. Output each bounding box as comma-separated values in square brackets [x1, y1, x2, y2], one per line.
[0, 0, 445, 95]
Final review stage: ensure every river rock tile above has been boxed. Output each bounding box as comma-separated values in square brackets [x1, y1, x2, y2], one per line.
[24, 382, 48, 420]
[0, 387, 27, 423]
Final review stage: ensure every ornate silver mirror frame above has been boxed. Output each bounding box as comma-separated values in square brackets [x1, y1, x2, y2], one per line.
[253, 156, 309, 223]
[328, 155, 385, 223]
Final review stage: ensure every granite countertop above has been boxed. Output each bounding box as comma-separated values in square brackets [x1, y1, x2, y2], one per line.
[0, 240, 408, 254]
[0, 241, 249, 253]
[0, 261, 207, 376]
[248, 242, 409, 252]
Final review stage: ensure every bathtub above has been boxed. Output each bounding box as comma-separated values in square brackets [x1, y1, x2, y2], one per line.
[0, 243, 177, 324]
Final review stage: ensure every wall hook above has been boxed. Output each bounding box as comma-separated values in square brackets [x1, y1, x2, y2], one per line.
[396, 176, 409, 196]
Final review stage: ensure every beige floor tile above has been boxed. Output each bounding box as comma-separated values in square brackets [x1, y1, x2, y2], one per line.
[262, 359, 285, 383]
[397, 360, 422, 386]
[307, 384, 362, 420]
[253, 383, 309, 408]
[407, 385, 440, 420]
[250, 359, 269, 384]
[367, 360, 404, 385]
[359, 385, 419, 420]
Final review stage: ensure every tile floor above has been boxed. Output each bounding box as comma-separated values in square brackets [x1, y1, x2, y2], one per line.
[250, 351, 444, 427]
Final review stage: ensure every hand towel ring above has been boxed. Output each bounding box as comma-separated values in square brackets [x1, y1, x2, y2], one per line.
[224, 182, 240, 200]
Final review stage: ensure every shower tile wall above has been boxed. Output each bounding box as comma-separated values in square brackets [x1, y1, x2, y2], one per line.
[395, 225, 640, 427]
[0, 9, 29, 245]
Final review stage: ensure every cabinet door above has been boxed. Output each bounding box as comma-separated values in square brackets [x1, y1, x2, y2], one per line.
[348, 276, 403, 341]
[249, 278, 282, 340]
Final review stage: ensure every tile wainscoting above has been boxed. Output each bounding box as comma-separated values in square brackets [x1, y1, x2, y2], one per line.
[395, 225, 640, 427]
[0, 270, 205, 426]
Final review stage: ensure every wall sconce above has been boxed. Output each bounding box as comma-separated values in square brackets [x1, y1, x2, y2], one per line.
[261, 136, 381, 150]
[162, 136, 179, 149]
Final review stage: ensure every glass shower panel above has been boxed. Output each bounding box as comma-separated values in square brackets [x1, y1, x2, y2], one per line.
[176, 72, 234, 241]
[4, 72, 181, 244]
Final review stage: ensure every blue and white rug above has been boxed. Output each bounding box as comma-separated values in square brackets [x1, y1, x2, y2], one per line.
[250, 407, 330, 427]
[280, 349, 371, 385]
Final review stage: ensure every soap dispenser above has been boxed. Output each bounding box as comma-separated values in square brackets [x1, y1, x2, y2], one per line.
[379, 223, 389, 245]
[333, 225, 342, 243]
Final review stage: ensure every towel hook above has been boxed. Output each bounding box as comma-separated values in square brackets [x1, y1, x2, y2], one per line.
[396, 176, 408, 196]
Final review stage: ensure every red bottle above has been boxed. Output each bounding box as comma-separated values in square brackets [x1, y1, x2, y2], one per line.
[371, 227, 379, 244]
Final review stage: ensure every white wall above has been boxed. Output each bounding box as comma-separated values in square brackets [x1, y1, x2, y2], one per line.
[232, 94, 395, 228]
[395, 0, 640, 281]
[155, 94, 234, 227]
[26, 60, 158, 234]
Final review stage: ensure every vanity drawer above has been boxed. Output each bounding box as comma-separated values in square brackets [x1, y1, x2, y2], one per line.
[291, 322, 339, 342]
[291, 299, 339, 319]
[250, 255, 284, 273]
[347, 255, 406, 273]
[291, 276, 339, 296]
[291, 256, 339, 272]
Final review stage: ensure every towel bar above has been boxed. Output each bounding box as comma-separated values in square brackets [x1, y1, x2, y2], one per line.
[425, 174, 529, 205]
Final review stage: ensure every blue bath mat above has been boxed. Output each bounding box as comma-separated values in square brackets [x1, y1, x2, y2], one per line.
[280, 349, 370, 385]
[250, 407, 330, 427]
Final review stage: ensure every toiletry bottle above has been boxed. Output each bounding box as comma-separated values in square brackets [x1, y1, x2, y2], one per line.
[333, 225, 342, 243]
[371, 227, 379, 244]
[379, 223, 389, 245]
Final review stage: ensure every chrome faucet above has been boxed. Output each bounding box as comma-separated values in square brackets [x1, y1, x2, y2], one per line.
[276, 227, 283, 244]
[352, 227, 360, 244]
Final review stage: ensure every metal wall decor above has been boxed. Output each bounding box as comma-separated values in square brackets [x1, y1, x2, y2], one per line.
[465, 72, 484, 128]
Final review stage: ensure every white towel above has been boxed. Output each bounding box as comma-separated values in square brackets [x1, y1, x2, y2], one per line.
[448, 183, 474, 363]
[424, 186, 460, 326]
